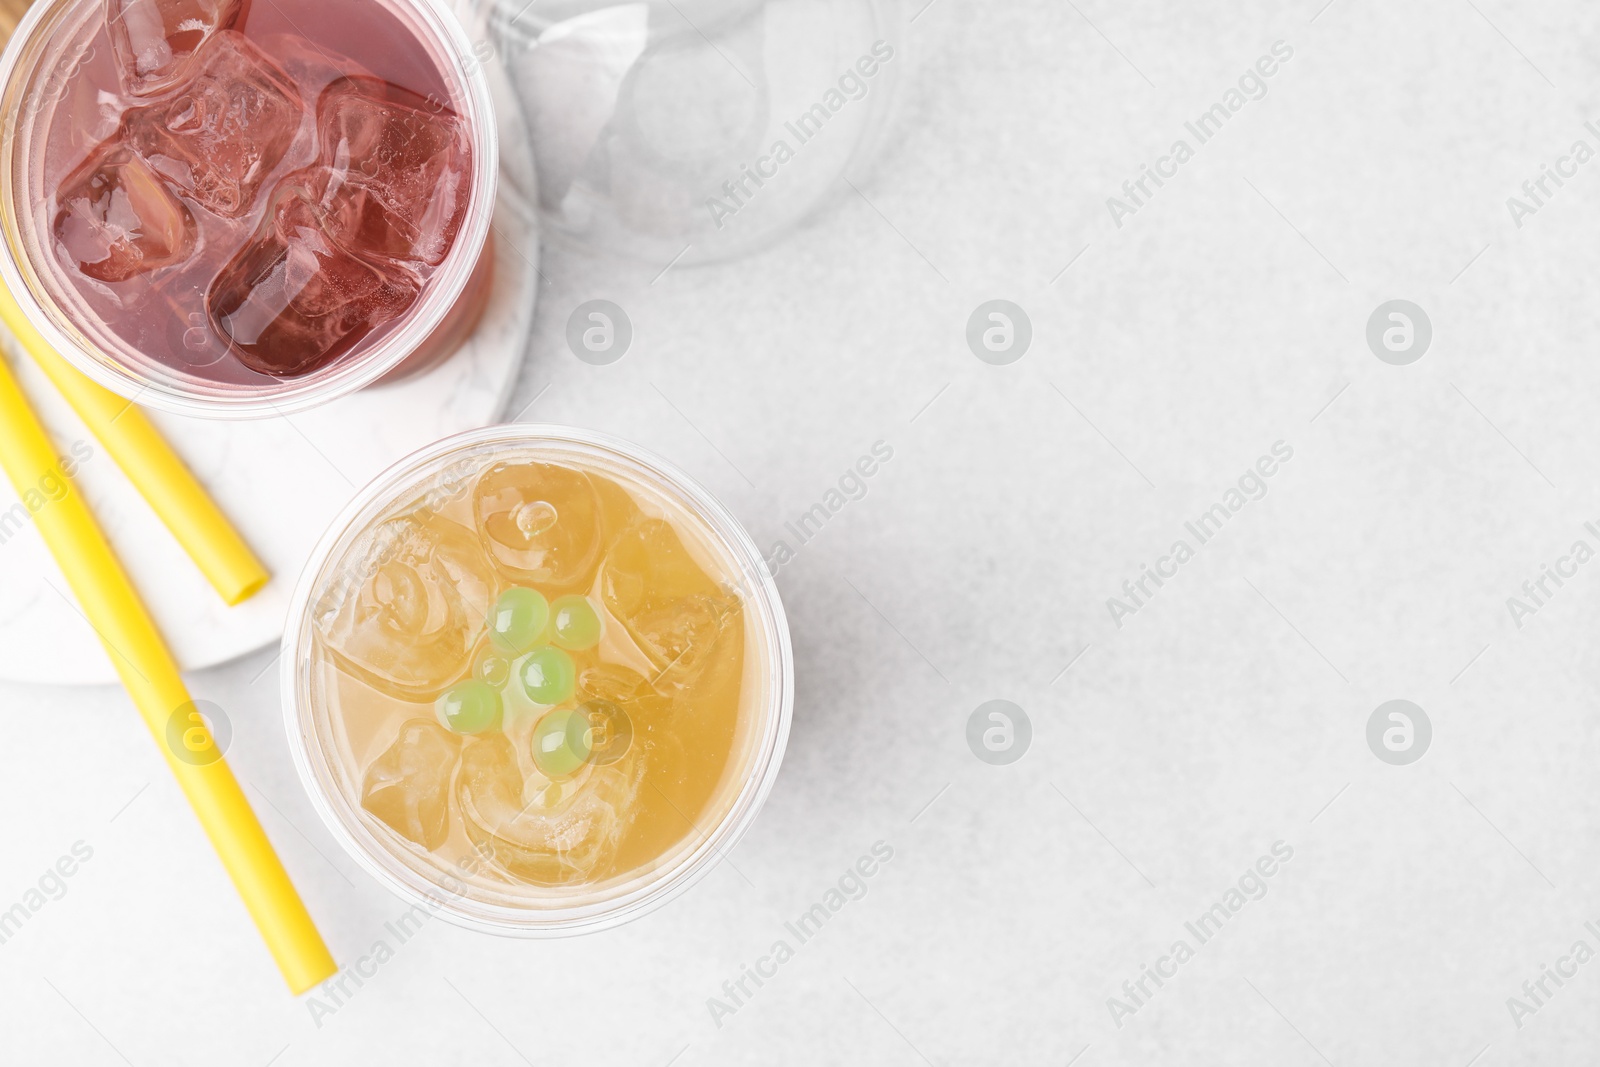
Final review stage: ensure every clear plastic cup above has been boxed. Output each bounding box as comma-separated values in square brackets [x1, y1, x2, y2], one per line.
[478, 0, 905, 265]
[0, 0, 499, 418]
[281, 425, 794, 934]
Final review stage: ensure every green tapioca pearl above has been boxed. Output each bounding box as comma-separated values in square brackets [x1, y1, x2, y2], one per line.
[520, 646, 576, 705]
[550, 595, 602, 651]
[489, 587, 549, 654]
[436, 680, 502, 735]
[531, 708, 593, 779]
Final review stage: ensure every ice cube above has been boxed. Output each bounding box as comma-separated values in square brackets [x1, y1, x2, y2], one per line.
[105, 0, 245, 96]
[577, 662, 670, 725]
[472, 461, 606, 591]
[313, 76, 470, 266]
[578, 662, 655, 706]
[602, 518, 741, 692]
[361, 718, 461, 851]
[122, 30, 305, 217]
[456, 732, 642, 886]
[255, 33, 372, 99]
[631, 597, 736, 688]
[315, 508, 498, 699]
[207, 185, 420, 377]
[52, 143, 196, 282]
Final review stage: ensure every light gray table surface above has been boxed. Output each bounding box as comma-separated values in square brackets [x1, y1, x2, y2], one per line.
[6, 1, 1600, 1064]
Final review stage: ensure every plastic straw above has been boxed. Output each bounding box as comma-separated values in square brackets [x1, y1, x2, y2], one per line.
[0, 286, 269, 605]
[0, 348, 336, 994]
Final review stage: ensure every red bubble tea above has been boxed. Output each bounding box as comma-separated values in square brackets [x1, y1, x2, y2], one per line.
[41, 0, 479, 382]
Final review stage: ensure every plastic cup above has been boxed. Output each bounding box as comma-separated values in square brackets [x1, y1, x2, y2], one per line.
[0, 0, 498, 418]
[478, 0, 905, 265]
[281, 425, 794, 934]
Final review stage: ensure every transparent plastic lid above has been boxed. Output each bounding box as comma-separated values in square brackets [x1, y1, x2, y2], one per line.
[465, 0, 905, 265]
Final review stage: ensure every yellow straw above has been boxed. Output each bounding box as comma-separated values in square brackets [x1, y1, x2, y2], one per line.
[0, 286, 269, 605]
[0, 349, 336, 994]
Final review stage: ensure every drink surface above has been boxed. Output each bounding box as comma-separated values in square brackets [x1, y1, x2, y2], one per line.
[37, 0, 471, 381]
[310, 452, 752, 894]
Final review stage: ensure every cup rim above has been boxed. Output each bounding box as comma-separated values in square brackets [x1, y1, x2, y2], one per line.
[280, 423, 795, 936]
[0, 0, 500, 420]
